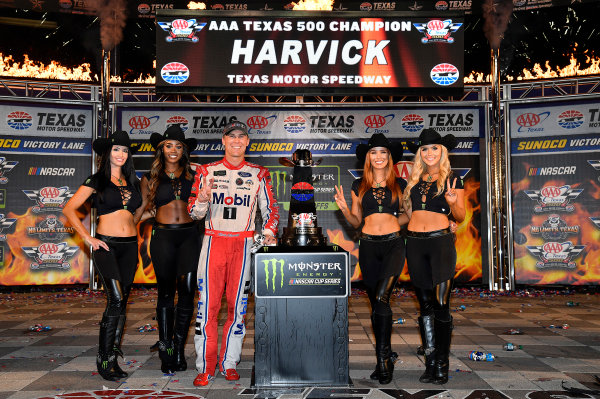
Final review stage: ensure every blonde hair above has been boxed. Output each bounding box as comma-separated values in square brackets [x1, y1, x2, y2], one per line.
[403, 145, 451, 202]
[357, 149, 402, 205]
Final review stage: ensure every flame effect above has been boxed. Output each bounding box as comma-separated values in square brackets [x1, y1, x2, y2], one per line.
[326, 177, 482, 285]
[2, 50, 598, 84]
[187, 1, 206, 9]
[134, 220, 156, 284]
[512, 176, 600, 285]
[465, 54, 600, 83]
[1, 209, 89, 285]
[0, 53, 155, 84]
[291, 0, 334, 10]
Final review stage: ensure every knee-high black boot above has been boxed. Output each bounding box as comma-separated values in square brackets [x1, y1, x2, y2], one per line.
[173, 307, 194, 371]
[156, 307, 176, 373]
[432, 317, 453, 384]
[372, 313, 394, 384]
[369, 314, 398, 380]
[97, 315, 122, 381]
[418, 315, 436, 383]
[112, 314, 128, 378]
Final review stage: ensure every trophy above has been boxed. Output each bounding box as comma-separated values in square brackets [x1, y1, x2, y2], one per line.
[279, 149, 327, 246]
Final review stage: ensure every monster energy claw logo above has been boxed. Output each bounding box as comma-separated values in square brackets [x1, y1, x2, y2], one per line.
[263, 258, 285, 292]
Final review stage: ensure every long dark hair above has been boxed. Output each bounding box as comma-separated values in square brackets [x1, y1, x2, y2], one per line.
[94, 146, 140, 202]
[147, 141, 193, 213]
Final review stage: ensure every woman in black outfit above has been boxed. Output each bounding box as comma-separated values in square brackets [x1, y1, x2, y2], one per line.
[139, 125, 200, 373]
[403, 128, 465, 385]
[334, 133, 408, 384]
[63, 130, 143, 381]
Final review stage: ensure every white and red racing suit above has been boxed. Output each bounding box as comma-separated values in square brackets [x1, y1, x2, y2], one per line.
[188, 158, 279, 374]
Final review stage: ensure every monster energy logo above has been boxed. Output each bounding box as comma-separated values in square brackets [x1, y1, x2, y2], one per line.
[263, 258, 285, 292]
[269, 170, 288, 198]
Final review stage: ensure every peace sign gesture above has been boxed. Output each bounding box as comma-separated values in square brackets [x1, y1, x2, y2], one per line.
[445, 177, 458, 206]
[334, 185, 349, 213]
[198, 176, 214, 203]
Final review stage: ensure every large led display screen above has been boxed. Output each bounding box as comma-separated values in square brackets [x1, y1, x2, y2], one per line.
[156, 11, 464, 95]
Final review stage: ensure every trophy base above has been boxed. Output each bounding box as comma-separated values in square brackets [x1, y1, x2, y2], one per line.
[281, 227, 328, 247]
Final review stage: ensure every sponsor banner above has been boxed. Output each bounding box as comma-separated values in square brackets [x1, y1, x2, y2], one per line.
[509, 100, 600, 138]
[118, 106, 482, 140]
[6, 0, 598, 16]
[0, 136, 91, 155]
[0, 102, 93, 138]
[0, 143, 92, 286]
[511, 133, 600, 155]
[511, 151, 600, 285]
[156, 11, 464, 94]
[254, 251, 349, 297]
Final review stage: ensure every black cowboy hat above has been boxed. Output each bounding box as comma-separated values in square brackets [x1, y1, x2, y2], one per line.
[356, 133, 404, 165]
[150, 125, 197, 152]
[406, 128, 458, 154]
[92, 130, 139, 155]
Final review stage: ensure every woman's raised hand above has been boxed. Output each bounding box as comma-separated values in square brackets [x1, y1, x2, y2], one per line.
[445, 177, 458, 206]
[334, 185, 349, 213]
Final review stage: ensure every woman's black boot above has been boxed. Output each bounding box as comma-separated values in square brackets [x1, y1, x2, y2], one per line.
[112, 314, 128, 379]
[97, 315, 122, 381]
[372, 313, 394, 385]
[418, 315, 436, 383]
[156, 307, 176, 373]
[432, 317, 453, 385]
[173, 307, 194, 371]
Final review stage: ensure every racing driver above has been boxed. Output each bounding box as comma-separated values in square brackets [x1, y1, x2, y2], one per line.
[188, 120, 279, 386]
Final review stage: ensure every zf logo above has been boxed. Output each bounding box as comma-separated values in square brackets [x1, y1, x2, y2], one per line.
[262, 258, 285, 292]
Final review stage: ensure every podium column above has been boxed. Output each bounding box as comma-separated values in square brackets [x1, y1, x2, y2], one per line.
[252, 246, 350, 387]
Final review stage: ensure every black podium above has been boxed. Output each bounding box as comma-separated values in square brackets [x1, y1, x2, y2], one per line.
[252, 245, 350, 387]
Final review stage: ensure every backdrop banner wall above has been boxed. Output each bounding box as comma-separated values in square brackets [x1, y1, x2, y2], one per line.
[0, 101, 93, 285]
[119, 104, 484, 285]
[510, 99, 600, 285]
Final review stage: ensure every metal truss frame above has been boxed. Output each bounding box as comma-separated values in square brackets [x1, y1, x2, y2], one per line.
[2, 76, 600, 102]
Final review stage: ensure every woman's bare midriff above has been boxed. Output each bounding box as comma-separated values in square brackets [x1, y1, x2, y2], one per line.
[97, 210, 138, 236]
[362, 213, 401, 235]
[408, 210, 450, 232]
[155, 200, 194, 224]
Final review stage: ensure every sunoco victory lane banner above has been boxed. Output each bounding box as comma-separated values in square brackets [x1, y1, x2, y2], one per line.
[510, 99, 600, 285]
[120, 104, 484, 286]
[0, 101, 93, 286]
[155, 11, 464, 95]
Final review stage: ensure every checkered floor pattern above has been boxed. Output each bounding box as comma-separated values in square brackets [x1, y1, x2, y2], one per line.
[0, 286, 599, 399]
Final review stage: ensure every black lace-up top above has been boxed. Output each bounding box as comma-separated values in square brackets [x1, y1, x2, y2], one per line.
[83, 175, 142, 216]
[146, 170, 194, 209]
[351, 178, 407, 218]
